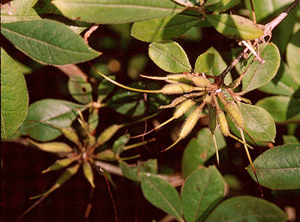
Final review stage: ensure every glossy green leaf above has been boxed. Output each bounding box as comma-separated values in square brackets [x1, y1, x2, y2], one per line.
[206, 14, 263, 40]
[131, 13, 201, 42]
[112, 134, 131, 154]
[1, 20, 100, 65]
[182, 128, 226, 178]
[256, 96, 300, 123]
[52, 0, 185, 24]
[181, 166, 225, 222]
[1, 0, 41, 23]
[286, 29, 300, 84]
[119, 159, 158, 181]
[259, 63, 300, 96]
[283, 135, 299, 144]
[206, 196, 287, 222]
[194, 52, 215, 73]
[206, 0, 241, 13]
[203, 0, 221, 8]
[149, 41, 192, 73]
[107, 82, 169, 117]
[68, 76, 93, 104]
[19, 99, 84, 141]
[247, 144, 300, 190]
[242, 43, 281, 93]
[1, 49, 29, 139]
[97, 76, 115, 102]
[239, 103, 276, 142]
[140, 173, 183, 222]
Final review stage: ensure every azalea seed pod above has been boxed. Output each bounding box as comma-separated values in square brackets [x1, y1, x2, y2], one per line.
[55, 163, 80, 187]
[179, 104, 203, 139]
[190, 76, 211, 88]
[208, 105, 217, 133]
[61, 127, 81, 146]
[95, 149, 116, 161]
[159, 92, 205, 109]
[217, 109, 230, 137]
[27, 139, 73, 153]
[173, 99, 196, 119]
[161, 83, 199, 94]
[83, 161, 95, 188]
[42, 157, 76, 174]
[97, 124, 123, 145]
[225, 101, 244, 129]
[141, 74, 193, 84]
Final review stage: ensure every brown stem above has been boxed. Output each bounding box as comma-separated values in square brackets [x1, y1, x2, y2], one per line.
[55, 64, 88, 80]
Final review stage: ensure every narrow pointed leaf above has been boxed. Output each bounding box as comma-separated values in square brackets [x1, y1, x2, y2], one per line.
[256, 96, 300, 123]
[1, 20, 100, 65]
[140, 173, 183, 221]
[242, 43, 281, 93]
[182, 166, 225, 222]
[1, 48, 29, 139]
[247, 144, 300, 190]
[240, 103, 276, 142]
[206, 14, 263, 40]
[205, 196, 287, 222]
[149, 41, 191, 73]
[68, 76, 93, 104]
[131, 13, 201, 42]
[19, 99, 84, 141]
[52, 0, 185, 24]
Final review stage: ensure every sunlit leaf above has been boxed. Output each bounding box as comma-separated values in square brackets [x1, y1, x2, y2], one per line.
[52, 0, 185, 24]
[194, 52, 215, 73]
[206, 196, 287, 222]
[248, 144, 300, 190]
[286, 29, 300, 84]
[206, 0, 241, 13]
[1, 48, 29, 139]
[206, 14, 263, 40]
[140, 173, 183, 221]
[1, 20, 100, 65]
[149, 41, 191, 73]
[182, 166, 225, 222]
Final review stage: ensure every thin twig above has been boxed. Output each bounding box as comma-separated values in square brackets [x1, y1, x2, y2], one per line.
[84, 25, 99, 44]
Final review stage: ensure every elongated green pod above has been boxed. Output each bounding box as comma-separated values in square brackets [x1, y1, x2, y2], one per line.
[95, 149, 116, 161]
[217, 109, 230, 137]
[225, 101, 244, 129]
[97, 124, 123, 145]
[159, 92, 205, 109]
[42, 157, 76, 173]
[179, 105, 203, 139]
[83, 162, 95, 188]
[174, 99, 195, 119]
[55, 163, 80, 187]
[190, 76, 211, 88]
[208, 105, 217, 133]
[60, 127, 81, 146]
[161, 83, 200, 94]
[27, 138, 73, 153]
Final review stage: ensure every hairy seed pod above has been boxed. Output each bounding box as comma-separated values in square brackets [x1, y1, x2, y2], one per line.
[174, 99, 196, 119]
[83, 162, 95, 188]
[27, 139, 73, 153]
[190, 76, 211, 88]
[55, 163, 80, 187]
[161, 83, 199, 94]
[208, 105, 217, 133]
[42, 158, 76, 174]
[61, 127, 81, 146]
[166, 74, 194, 84]
[225, 101, 244, 129]
[159, 92, 205, 109]
[179, 105, 203, 139]
[217, 109, 230, 137]
[95, 149, 116, 161]
[97, 124, 123, 145]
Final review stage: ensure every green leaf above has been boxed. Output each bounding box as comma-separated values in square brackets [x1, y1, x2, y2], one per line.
[88, 109, 99, 133]
[203, 0, 221, 8]
[131, 13, 201, 42]
[107, 82, 169, 117]
[97, 76, 115, 102]
[242, 43, 281, 93]
[286, 29, 300, 84]
[181, 166, 225, 222]
[194, 52, 215, 73]
[119, 159, 158, 182]
[283, 135, 299, 145]
[206, 14, 264, 40]
[1, 48, 29, 139]
[140, 173, 183, 222]
[149, 41, 192, 73]
[205, 196, 287, 222]
[19, 99, 84, 141]
[259, 63, 300, 96]
[206, 0, 241, 13]
[182, 128, 226, 178]
[255, 96, 300, 123]
[239, 103, 276, 142]
[112, 134, 130, 154]
[52, 0, 185, 24]
[68, 76, 93, 104]
[1, 0, 41, 23]
[247, 144, 300, 190]
[1, 20, 100, 65]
